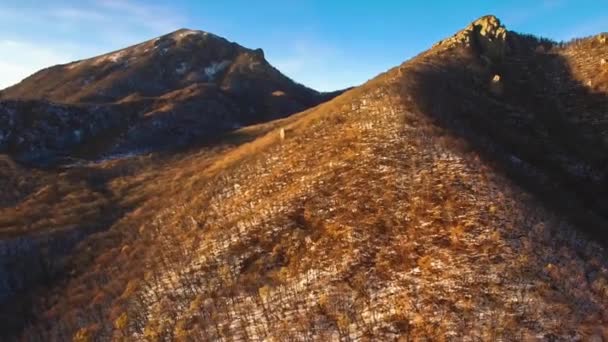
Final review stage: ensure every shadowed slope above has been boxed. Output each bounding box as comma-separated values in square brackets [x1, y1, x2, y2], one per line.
[400, 17, 608, 240]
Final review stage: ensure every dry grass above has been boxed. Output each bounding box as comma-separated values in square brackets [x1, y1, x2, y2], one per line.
[3, 25, 608, 342]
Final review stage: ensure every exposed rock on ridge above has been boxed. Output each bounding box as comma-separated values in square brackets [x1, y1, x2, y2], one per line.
[434, 15, 508, 59]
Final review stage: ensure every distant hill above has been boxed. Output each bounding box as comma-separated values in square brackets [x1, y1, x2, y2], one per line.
[0, 29, 341, 164]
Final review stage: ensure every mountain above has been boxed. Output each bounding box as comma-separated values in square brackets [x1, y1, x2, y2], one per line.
[0, 29, 340, 164]
[409, 16, 608, 236]
[2, 16, 608, 340]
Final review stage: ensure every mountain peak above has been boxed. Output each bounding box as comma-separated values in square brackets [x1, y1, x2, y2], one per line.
[468, 15, 507, 40]
[433, 14, 508, 57]
[0, 28, 339, 162]
[168, 28, 212, 38]
[172, 27, 201, 33]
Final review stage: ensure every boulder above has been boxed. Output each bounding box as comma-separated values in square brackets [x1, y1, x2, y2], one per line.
[490, 74, 503, 95]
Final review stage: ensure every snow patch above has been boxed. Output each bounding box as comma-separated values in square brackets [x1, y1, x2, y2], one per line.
[73, 130, 82, 143]
[65, 61, 83, 70]
[95, 150, 145, 163]
[82, 77, 93, 86]
[92, 50, 126, 65]
[176, 29, 201, 40]
[176, 62, 188, 75]
[510, 155, 522, 164]
[204, 60, 231, 80]
[109, 52, 123, 62]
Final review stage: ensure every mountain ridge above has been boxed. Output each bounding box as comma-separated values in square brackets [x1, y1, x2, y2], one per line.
[1, 15, 608, 340]
[0, 28, 342, 165]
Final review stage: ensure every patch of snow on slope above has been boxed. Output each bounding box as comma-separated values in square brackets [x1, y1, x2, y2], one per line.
[176, 30, 200, 40]
[65, 61, 83, 70]
[91, 150, 147, 164]
[204, 60, 231, 81]
[176, 62, 188, 75]
[92, 50, 126, 65]
[108, 51, 125, 63]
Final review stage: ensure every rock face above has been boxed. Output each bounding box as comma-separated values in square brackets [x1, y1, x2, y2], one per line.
[434, 15, 508, 59]
[0, 29, 341, 163]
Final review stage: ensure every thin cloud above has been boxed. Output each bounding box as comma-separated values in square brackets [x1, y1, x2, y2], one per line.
[0, 40, 72, 89]
[0, 1, 190, 90]
[270, 39, 365, 91]
[502, 0, 568, 27]
[272, 40, 338, 78]
[560, 16, 608, 41]
[49, 7, 106, 22]
[95, 0, 186, 32]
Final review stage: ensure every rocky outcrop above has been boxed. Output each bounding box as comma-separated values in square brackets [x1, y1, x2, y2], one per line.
[434, 15, 508, 59]
[418, 16, 608, 233]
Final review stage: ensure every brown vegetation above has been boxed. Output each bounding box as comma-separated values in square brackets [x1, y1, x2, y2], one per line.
[2, 16, 608, 341]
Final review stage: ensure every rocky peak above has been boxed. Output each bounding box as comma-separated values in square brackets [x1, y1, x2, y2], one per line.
[168, 28, 221, 42]
[469, 15, 507, 41]
[434, 15, 508, 59]
[253, 48, 265, 59]
[172, 28, 204, 35]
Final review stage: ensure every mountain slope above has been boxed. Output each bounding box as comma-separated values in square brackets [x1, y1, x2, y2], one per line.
[408, 18, 608, 238]
[0, 29, 324, 108]
[3, 16, 608, 341]
[0, 29, 339, 164]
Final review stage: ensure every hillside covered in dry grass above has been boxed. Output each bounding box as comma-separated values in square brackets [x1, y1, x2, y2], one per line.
[1, 15, 608, 341]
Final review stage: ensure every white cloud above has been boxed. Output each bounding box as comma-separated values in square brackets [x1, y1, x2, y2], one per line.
[0, 40, 73, 89]
[0, 1, 189, 90]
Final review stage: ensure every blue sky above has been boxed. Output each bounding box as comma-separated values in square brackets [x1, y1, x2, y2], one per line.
[0, 0, 606, 91]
